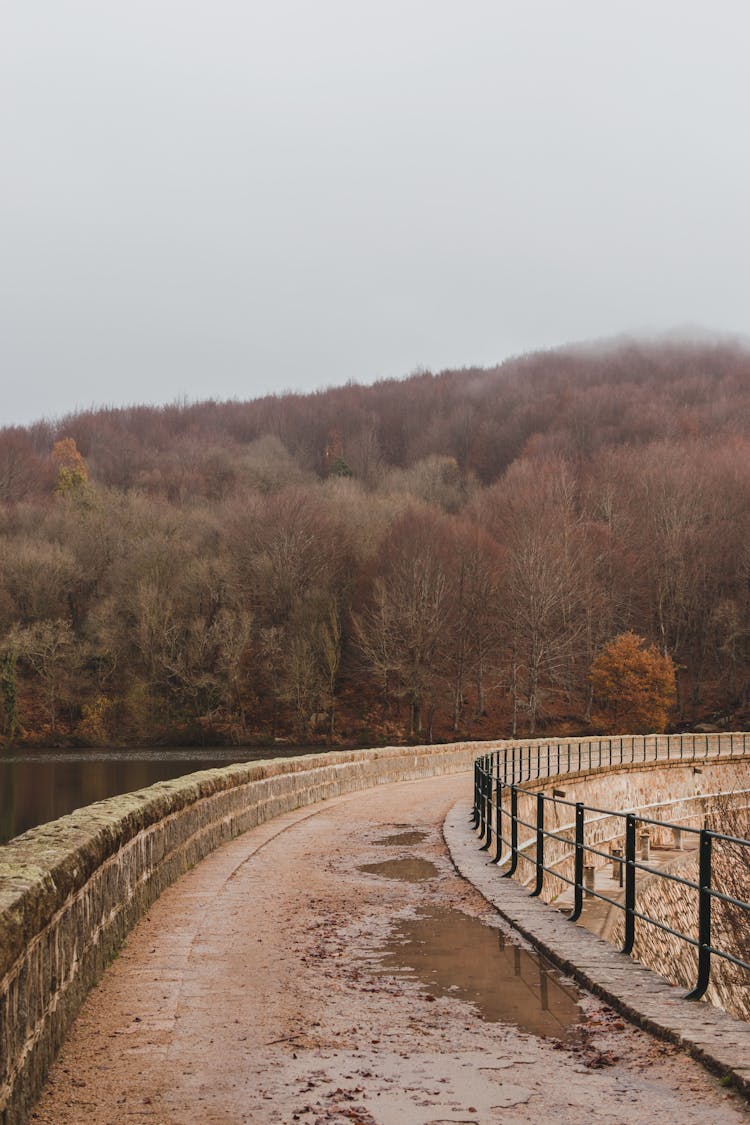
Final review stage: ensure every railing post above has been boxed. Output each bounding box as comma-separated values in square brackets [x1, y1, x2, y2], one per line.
[472, 760, 480, 826]
[568, 802, 585, 921]
[504, 786, 519, 877]
[622, 813, 637, 954]
[480, 767, 492, 851]
[481, 765, 488, 837]
[494, 781, 504, 863]
[484, 762, 494, 848]
[686, 830, 713, 1000]
[531, 792, 545, 897]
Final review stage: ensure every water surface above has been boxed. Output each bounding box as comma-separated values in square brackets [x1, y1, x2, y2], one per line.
[0, 745, 322, 845]
[359, 857, 439, 882]
[376, 906, 583, 1040]
[374, 830, 429, 846]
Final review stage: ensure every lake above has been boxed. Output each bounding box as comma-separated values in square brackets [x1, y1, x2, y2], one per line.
[0, 745, 325, 845]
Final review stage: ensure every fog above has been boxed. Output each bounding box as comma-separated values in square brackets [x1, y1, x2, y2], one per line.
[2, 1, 748, 424]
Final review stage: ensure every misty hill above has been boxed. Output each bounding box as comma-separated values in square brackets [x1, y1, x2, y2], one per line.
[3, 337, 750, 502]
[1, 336, 750, 748]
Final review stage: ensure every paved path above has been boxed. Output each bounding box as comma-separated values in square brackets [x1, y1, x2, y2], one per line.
[33, 774, 748, 1123]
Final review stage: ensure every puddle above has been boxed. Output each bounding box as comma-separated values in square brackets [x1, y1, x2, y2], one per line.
[358, 858, 439, 882]
[374, 830, 428, 846]
[375, 906, 583, 1041]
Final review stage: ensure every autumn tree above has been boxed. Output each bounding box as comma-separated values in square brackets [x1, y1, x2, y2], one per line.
[0, 537, 81, 628]
[0, 429, 54, 501]
[4, 619, 80, 733]
[227, 487, 355, 737]
[485, 458, 591, 735]
[353, 508, 457, 739]
[439, 518, 504, 731]
[0, 652, 18, 737]
[51, 437, 89, 493]
[589, 632, 676, 734]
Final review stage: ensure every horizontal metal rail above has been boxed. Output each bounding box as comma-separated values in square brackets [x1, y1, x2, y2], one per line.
[472, 734, 750, 1002]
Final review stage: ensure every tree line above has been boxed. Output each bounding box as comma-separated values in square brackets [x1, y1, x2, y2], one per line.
[1, 339, 749, 747]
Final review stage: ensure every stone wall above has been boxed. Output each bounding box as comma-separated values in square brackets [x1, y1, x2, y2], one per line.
[502, 759, 750, 899]
[490, 753, 750, 1019]
[0, 741, 481, 1125]
[606, 847, 750, 1022]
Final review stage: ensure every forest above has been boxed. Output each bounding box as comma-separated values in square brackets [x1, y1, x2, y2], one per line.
[1, 336, 750, 748]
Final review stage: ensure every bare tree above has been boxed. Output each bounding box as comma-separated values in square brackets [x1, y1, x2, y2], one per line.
[353, 510, 455, 739]
[5, 619, 80, 732]
[487, 459, 590, 734]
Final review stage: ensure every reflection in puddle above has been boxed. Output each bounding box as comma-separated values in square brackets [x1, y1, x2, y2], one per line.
[376, 907, 583, 1041]
[374, 830, 429, 847]
[359, 858, 439, 882]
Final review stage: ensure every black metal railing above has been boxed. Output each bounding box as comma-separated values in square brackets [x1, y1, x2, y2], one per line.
[471, 734, 750, 1003]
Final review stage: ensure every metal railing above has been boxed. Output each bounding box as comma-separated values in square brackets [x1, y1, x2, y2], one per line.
[472, 734, 750, 1002]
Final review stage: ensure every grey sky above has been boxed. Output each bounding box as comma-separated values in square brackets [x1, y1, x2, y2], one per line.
[2, 1, 749, 426]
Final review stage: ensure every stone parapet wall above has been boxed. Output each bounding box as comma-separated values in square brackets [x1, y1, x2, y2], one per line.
[488, 747, 750, 1019]
[0, 741, 481, 1125]
[609, 852, 699, 997]
[504, 759, 750, 897]
[608, 850, 750, 1021]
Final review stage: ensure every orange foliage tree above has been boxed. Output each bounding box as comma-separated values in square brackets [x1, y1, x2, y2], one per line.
[51, 437, 89, 493]
[589, 632, 676, 734]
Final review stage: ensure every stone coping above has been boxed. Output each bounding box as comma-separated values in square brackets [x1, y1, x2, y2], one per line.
[445, 800, 750, 1099]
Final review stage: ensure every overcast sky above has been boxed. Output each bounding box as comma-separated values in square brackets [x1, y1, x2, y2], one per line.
[2, 2, 749, 426]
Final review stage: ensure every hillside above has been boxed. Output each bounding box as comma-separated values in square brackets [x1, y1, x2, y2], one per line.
[2, 337, 750, 747]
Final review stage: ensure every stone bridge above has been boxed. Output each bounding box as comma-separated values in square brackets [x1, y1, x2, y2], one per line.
[1, 735, 749, 1123]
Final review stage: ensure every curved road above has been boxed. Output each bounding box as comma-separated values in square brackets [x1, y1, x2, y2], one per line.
[33, 774, 748, 1124]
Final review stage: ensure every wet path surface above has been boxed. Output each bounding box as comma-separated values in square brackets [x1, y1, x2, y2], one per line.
[33, 774, 748, 1124]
